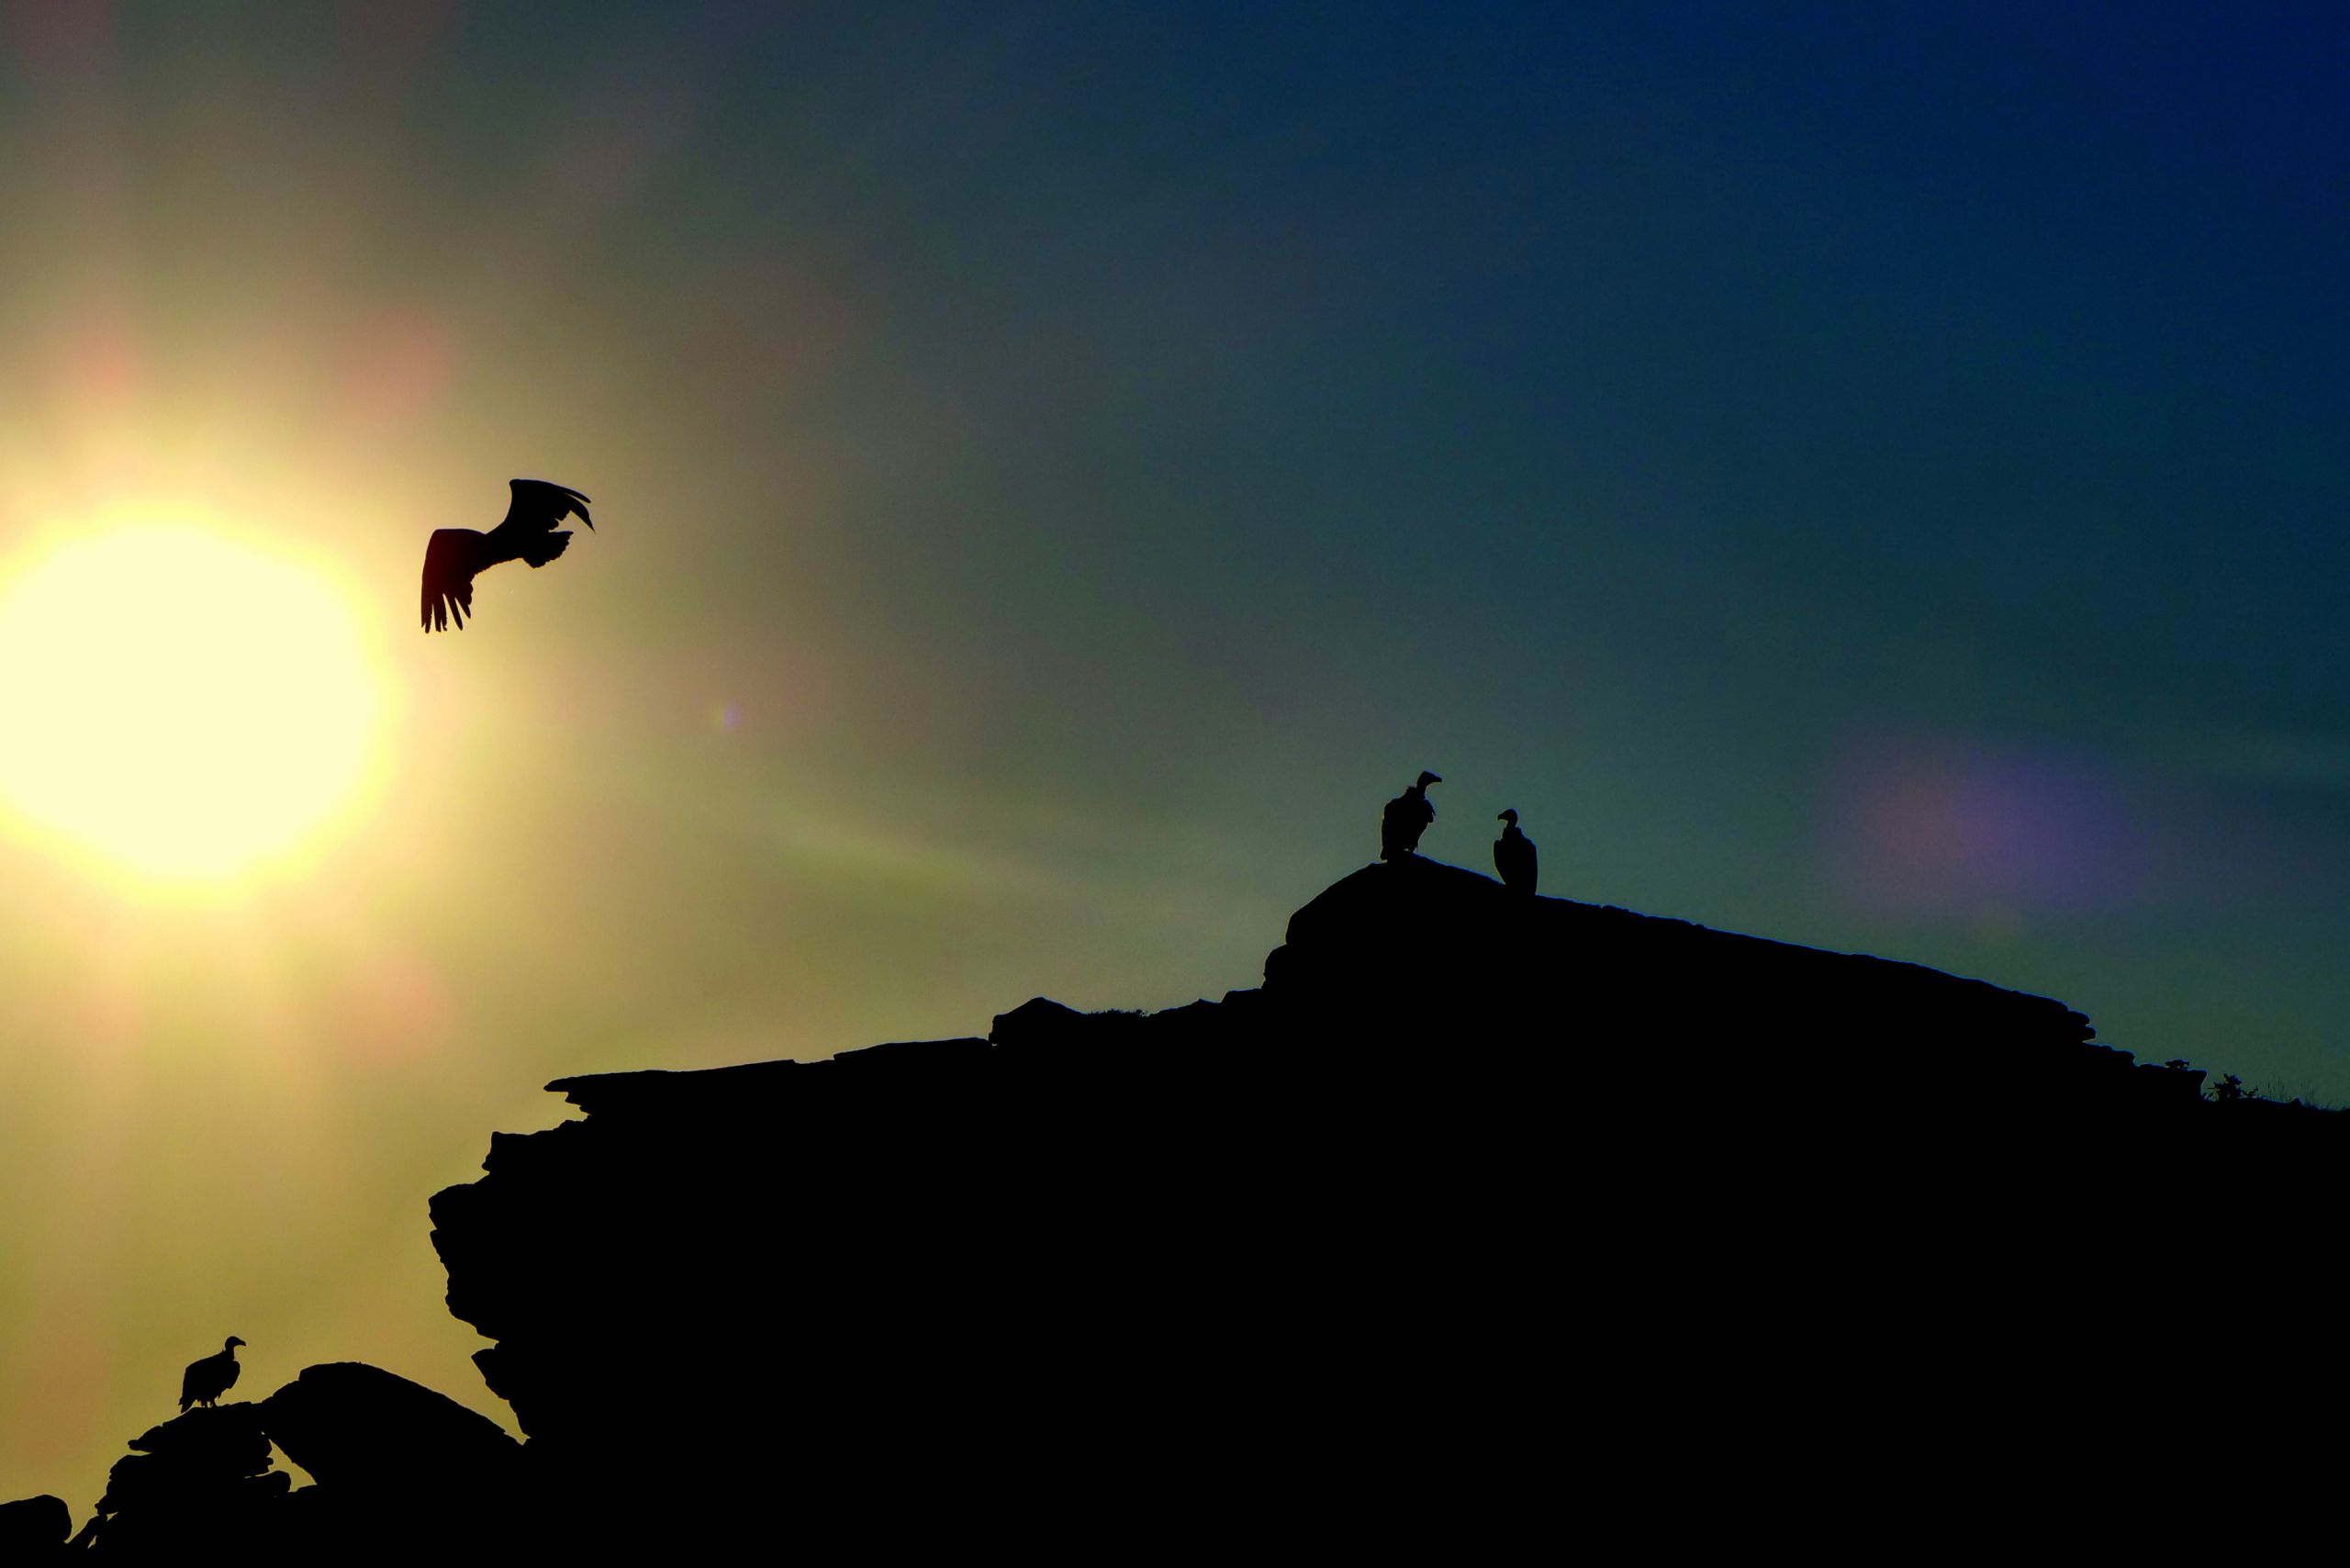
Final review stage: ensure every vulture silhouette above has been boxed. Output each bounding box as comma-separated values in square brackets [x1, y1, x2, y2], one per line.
[179, 1337, 244, 1411]
[1494, 809, 1539, 895]
[420, 478, 594, 632]
[1380, 771, 1442, 861]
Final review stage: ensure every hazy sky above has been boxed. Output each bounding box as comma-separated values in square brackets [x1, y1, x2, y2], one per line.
[4, 0, 2347, 1506]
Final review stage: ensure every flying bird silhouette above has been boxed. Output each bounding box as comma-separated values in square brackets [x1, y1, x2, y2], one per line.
[420, 479, 594, 632]
[179, 1337, 244, 1411]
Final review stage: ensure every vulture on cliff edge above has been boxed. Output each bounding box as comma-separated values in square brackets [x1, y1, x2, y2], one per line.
[1494, 809, 1539, 895]
[179, 1338, 244, 1411]
[421, 478, 595, 632]
[1381, 771, 1442, 861]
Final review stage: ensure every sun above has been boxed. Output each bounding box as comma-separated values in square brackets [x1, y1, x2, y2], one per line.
[0, 522, 386, 884]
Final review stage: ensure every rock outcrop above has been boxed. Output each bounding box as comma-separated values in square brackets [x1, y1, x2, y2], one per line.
[33, 860, 2338, 1559]
[256, 1362, 523, 1553]
[0, 1495, 73, 1562]
[61, 1363, 516, 1562]
[256, 1362, 520, 1494]
[79, 1405, 288, 1558]
[429, 859, 2296, 1556]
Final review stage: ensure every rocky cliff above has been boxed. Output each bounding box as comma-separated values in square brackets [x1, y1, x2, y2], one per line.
[423, 858, 2306, 1557]
[17, 859, 2335, 1559]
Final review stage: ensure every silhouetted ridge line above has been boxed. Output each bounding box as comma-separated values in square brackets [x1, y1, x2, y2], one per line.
[24, 860, 2335, 1560]
[420, 856, 2330, 1556]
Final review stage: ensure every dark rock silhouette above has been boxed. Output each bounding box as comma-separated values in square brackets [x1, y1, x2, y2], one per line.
[65, 1362, 520, 1562]
[178, 1335, 243, 1410]
[37, 857, 2345, 1557]
[0, 1495, 72, 1561]
[430, 1036, 1056, 1557]
[420, 478, 594, 633]
[1379, 768, 1440, 859]
[421, 854, 2324, 1556]
[1494, 807, 1537, 893]
[79, 1404, 286, 1557]
[258, 1363, 523, 1558]
[257, 1361, 520, 1493]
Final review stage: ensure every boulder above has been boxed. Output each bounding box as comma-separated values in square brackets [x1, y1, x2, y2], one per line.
[252, 1363, 523, 1560]
[258, 1362, 520, 1494]
[0, 1494, 72, 1552]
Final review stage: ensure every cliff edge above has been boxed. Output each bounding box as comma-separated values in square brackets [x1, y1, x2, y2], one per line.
[424, 860, 2292, 1555]
[19, 862, 2331, 1558]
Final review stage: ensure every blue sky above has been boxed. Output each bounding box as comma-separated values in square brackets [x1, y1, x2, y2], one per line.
[3, 0, 2346, 1507]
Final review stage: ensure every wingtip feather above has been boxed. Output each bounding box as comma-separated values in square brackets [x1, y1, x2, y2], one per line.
[506, 476, 595, 527]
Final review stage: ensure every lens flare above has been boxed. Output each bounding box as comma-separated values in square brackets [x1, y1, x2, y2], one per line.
[0, 523, 385, 884]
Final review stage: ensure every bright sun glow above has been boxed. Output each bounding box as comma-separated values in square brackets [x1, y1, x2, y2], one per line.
[0, 523, 385, 883]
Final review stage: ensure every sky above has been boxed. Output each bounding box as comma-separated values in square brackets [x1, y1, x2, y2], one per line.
[4, 0, 2349, 1507]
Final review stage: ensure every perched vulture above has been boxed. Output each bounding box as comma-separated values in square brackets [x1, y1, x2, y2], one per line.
[1494, 809, 1539, 895]
[179, 1337, 245, 1411]
[420, 478, 595, 632]
[1380, 771, 1442, 861]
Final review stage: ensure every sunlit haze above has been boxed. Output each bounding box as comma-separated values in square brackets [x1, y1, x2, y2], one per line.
[3, 0, 2348, 1518]
[0, 521, 384, 884]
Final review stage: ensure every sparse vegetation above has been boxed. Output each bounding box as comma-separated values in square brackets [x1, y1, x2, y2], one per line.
[2155, 1058, 2342, 1111]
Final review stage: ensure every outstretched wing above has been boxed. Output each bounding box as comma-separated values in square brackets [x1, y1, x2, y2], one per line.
[488, 478, 593, 545]
[421, 529, 483, 632]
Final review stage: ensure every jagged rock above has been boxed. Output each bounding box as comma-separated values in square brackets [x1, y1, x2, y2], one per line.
[102, 1405, 274, 1508]
[423, 858, 2350, 1557]
[71, 1366, 528, 1562]
[53, 860, 2333, 1558]
[81, 1404, 286, 1559]
[424, 859, 2173, 1555]
[429, 1017, 1204, 1554]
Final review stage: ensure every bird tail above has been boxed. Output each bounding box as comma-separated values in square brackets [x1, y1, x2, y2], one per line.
[520, 531, 572, 568]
